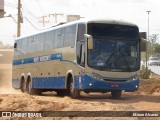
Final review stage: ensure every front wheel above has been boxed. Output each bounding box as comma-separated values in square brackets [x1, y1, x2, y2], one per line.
[69, 77, 80, 99]
[111, 90, 122, 99]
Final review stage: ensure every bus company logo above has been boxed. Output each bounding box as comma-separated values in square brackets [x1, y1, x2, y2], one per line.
[34, 55, 51, 63]
[34, 57, 40, 63]
[40, 55, 51, 62]
[33, 54, 62, 63]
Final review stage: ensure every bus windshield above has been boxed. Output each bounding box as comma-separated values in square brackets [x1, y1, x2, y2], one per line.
[87, 23, 140, 72]
[88, 39, 140, 72]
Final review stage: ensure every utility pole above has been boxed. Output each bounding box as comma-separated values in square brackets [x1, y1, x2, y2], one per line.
[17, 0, 21, 37]
[39, 16, 49, 27]
[49, 13, 64, 23]
[145, 10, 151, 69]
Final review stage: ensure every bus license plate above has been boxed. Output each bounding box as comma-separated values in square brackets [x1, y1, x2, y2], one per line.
[111, 84, 120, 87]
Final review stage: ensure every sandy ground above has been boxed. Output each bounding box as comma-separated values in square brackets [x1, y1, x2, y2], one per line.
[0, 68, 160, 120]
[0, 50, 160, 120]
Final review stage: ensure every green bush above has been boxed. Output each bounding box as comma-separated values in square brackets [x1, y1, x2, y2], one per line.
[140, 65, 152, 79]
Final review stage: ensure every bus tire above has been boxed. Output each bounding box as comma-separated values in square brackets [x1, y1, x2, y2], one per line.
[56, 90, 66, 96]
[69, 77, 80, 99]
[20, 78, 26, 92]
[27, 79, 37, 95]
[111, 90, 122, 99]
[37, 90, 42, 95]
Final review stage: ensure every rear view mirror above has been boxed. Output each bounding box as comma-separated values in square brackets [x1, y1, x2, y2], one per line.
[84, 34, 93, 49]
[14, 43, 17, 49]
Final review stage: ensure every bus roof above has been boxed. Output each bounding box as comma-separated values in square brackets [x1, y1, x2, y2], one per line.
[16, 18, 138, 41]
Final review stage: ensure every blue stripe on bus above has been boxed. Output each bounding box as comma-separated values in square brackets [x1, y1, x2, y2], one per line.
[32, 76, 66, 89]
[13, 74, 139, 92]
[31, 74, 139, 91]
[13, 53, 63, 65]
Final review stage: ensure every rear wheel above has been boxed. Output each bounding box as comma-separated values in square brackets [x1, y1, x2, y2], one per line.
[111, 90, 122, 99]
[26, 79, 37, 95]
[69, 77, 80, 99]
[20, 79, 26, 92]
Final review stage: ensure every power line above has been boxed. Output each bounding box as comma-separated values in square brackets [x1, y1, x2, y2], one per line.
[24, 17, 40, 31]
[4, 2, 17, 5]
[3, 2, 17, 8]
[21, 0, 38, 20]
[36, 0, 46, 16]
[21, 8, 38, 21]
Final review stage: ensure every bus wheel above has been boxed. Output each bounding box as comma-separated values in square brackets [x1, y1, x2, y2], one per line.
[69, 77, 80, 99]
[56, 90, 66, 96]
[111, 90, 122, 99]
[27, 80, 37, 95]
[20, 79, 26, 92]
[37, 90, 42, 95]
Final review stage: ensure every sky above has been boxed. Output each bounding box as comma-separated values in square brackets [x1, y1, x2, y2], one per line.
[0, 0, 160, 45]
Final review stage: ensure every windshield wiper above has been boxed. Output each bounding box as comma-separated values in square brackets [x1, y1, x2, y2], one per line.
[105, 43, 116, 68]
[121, 56, 131, 71]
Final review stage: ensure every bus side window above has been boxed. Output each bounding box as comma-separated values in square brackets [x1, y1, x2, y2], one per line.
[36, 34, 44, 52]
[76, 42, 81, 64]
[54, 29, 64, 48]
[77, 41, 85, 67]
[80, 43, 85, 67]
[44, 31, 54, 50]
[27, 36, 36, 53]
[64, 24, 77, 47]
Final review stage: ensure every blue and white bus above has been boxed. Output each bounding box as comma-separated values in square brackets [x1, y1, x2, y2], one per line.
[13, 19, 140, 99]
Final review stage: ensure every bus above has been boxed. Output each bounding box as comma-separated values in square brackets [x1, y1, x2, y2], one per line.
[12, 19, 141, 99]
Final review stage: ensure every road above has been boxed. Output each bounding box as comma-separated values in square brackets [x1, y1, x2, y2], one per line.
[148, 66, 160, 75]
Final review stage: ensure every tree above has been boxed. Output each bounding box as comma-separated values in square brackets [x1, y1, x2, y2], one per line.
[149, 34, 159, 55]
[154, 44, 160, 53]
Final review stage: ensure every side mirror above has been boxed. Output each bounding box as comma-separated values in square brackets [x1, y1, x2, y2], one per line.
[84, 34, 93, 49]
[14, 43, 17, 49]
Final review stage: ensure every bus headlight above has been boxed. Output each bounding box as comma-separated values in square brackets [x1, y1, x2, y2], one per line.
[87, 73, 103, 80]
[128, 75, 139, 81]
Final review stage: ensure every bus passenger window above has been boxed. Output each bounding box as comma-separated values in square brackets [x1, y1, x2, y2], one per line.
[27, 36, 36, 53]
[54, 29, 64, 48]
[76, 42, 81, 64]
[64, 25, 77, 47]
[76, 41, 85, 67]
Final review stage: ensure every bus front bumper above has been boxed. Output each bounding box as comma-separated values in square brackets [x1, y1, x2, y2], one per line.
[74, 75, 139, 92]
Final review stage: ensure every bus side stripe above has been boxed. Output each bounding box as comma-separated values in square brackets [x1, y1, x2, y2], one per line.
[13, 53, 63, 65]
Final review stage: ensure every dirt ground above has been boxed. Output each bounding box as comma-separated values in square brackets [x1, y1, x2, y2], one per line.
[0, 50, 160, 120]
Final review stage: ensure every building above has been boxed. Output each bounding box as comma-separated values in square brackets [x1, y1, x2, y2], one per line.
[0, 0, 5, 18]
[67, 15, 80, 22]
